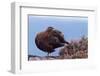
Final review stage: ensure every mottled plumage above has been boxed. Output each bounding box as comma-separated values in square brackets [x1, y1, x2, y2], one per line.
[35, 27, 69, 56]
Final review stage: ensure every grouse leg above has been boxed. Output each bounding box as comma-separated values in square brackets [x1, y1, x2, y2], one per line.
[47, 53, 50, 59]
[48, 53, 50, 56]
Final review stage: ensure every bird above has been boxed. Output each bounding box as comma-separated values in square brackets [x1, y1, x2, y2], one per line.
[35, 27, 69, 57]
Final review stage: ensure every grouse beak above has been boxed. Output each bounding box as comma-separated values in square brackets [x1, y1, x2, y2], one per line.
[65, 41, 69, 44]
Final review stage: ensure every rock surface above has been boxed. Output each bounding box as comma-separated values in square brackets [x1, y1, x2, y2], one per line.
[28, 55, 60, 61]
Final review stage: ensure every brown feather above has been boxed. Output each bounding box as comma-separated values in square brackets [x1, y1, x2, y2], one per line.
[35, 27, 69, 54]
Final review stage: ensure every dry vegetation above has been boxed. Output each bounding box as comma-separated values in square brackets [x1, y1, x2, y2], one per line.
[28, 36, 88, 60]
[59, 36, 88, 59]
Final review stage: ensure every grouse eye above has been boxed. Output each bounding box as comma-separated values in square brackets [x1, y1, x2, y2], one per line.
[48, 27, 54, 30]
[46, 27, 54, 32]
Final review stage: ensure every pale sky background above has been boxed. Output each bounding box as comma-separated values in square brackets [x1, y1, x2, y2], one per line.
[28, 15, 88, 56]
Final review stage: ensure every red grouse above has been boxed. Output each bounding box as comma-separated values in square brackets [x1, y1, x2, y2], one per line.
[35, 27, 69, 56]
